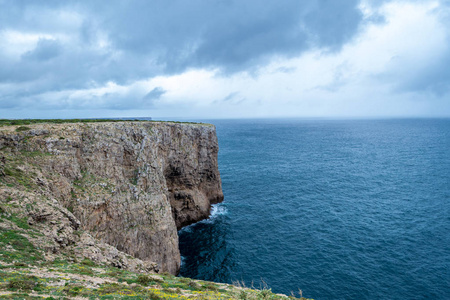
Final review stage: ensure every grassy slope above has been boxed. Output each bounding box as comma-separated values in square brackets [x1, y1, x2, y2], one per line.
[0, 252, 307, 299]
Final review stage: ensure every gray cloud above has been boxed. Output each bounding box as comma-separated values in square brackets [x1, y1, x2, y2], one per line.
[222, 92, 240, 102]
[0, 0, 364, 102]
[97, 88, 165, 110]
[96, 0, 362, 73]
[22, 38, 61, 61]
[0, 85, 166, 111]
[2, 0, 447, 116]
[143, 87, 166, 101]
[393, 50, 450, 95]
[213, 92, 245, 105]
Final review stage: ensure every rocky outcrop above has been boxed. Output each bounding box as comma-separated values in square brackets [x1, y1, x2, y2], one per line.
[0, 121, 223, 274]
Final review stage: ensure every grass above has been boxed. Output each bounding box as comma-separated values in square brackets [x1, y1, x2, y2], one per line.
[0, 119, 210, 127]
[0, 228, 44, 264]
[1, 166, 35, 189]
[1, 119, 131, 126]
[4, 214, 31, 230]
[0, 252, 312, 299]
[80, 258, 96, 267]
[19, 150, 52, 158]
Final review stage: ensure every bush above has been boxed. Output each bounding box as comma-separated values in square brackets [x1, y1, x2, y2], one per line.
[8, 276, 40, 291]
[202, 283, 219, 292]
[188, 279, 201, 290]
[62, 285, 84, 296]
[137, 274, 151, 286]
[80, 258, 96, 266]
[15, 126, 31, 132]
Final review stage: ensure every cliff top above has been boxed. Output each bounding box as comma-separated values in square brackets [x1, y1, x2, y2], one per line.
[0, 119, 213, 128]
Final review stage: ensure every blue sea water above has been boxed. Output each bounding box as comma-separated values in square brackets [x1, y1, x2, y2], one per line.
[178, 119, 450, 300]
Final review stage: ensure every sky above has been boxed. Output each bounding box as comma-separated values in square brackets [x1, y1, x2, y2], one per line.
[1, 0, 450, 119]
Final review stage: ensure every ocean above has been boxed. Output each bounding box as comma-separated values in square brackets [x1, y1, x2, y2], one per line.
[178, 119, 450, 300]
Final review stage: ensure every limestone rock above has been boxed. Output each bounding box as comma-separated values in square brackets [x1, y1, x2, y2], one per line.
[0, 121, 223, 275]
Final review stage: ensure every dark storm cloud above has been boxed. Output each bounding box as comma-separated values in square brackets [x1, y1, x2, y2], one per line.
[0, 1, 363, 91]
[95, 0, 362, 73]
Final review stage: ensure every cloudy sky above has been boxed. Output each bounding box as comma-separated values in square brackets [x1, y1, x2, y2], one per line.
[1, 0, 450, 119]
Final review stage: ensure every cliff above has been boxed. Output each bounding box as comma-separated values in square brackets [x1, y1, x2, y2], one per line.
[0, 121, 223, 275]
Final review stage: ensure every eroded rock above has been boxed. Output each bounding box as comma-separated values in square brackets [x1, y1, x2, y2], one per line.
[0, 121, 223, 275]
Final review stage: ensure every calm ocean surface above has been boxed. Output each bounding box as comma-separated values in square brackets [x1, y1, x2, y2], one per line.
[178, 119, 450, 300]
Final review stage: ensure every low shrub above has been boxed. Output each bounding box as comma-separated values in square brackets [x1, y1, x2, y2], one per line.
[62, 285, 84, 296]
[7, 276, 40, 291]
[80, 258, 96, 266]
[15, 126, 31, 132]
[137, 274, 151, 286]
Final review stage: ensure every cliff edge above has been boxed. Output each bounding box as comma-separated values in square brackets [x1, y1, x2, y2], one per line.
[0, 121, 223, 275]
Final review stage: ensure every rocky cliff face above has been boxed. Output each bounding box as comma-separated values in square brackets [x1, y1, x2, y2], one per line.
[0, 121, 223, 275]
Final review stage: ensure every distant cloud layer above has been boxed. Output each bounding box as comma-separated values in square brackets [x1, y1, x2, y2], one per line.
[0, 0, 449, 118]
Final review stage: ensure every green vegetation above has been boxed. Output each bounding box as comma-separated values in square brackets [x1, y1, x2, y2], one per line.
[130, 169, 139, 185]
[136, 274, 153, 286]
[0, 210, 310, 298]
[0, 209, 311, 299]
[80, 258, 96, 267]
[7, 275, 42, 292]
[0, 228, 44, 264]
[1, 166, 35, 189]
[1, 119, 130, 126]
[0, 119, 211, 127]
[18, 150, 52, 158]
[15, 126, 31, 132]
[4, 214, 31, 230]
[0, 149, 49, 192]
[0, 245, 311, 299]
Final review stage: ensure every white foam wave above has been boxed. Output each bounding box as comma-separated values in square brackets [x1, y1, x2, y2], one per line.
[209, 203, 228, 218]
[178, 203, 228, 233]
[200, 203, 228, 224]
